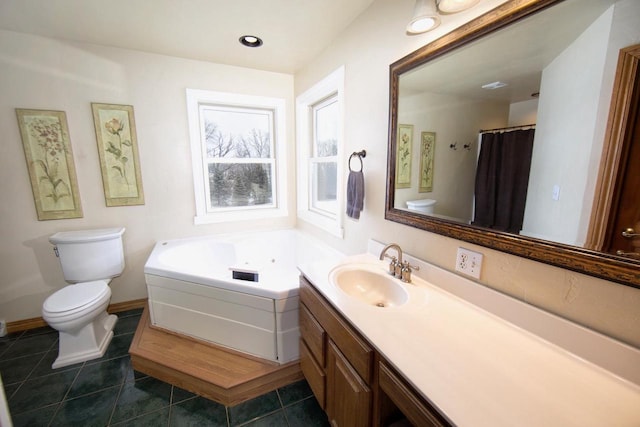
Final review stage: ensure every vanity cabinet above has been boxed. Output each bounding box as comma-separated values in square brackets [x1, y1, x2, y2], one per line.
[300, 276, 373, 427]
[299, 276, 451, 427]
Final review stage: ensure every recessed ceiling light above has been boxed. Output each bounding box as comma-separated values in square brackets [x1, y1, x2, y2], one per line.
[239, 35, 263, 48]
[481, 81, 508, 90]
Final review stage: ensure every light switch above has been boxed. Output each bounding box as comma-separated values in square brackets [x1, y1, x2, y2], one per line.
[552, 185, 561, 201]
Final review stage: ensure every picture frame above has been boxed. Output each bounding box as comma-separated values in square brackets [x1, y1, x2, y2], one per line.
[396, 124, 413, 189]
[419, 131, 436, 193]
[16, 109, 83, 220]
[91, 103, 144, 206]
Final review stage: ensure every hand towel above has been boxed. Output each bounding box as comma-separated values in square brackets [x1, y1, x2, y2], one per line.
[346, 170, 365, 219]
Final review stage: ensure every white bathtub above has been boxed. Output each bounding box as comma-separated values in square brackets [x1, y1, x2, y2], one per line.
[144, 229, 341, 364]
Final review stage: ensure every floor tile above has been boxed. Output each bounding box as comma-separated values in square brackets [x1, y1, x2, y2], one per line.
[0, 312, 333, 427]
[0, 353, 43, 384]
[111, 407, 170, 426]
[228, 391, 281, 426]
[67, 356, 131, 399]
[243, 409, 288, 426]
[114, 308, 144, 318]
[278, 379, 313, 406]
[0, 333, 57, 360]
[284, 396, 329, 427]
[113, 315, 141, 336]
[29, 348, 83, 379]
[8, 368, 79, 415]
[50, 386, 120, 427]
[20, 325, 56, 338]
[110, 376, 172, 424]
[10, 403, 58, 427]
[171, 386, 197, 404]
[99, 333, 135, 361]
[169, 395, 227, 427]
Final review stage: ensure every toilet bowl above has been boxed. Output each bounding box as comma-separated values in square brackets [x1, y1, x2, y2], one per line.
[43, 227, 125, 368]
[42, 280, 118, 368]
[406, 199, 436, 214]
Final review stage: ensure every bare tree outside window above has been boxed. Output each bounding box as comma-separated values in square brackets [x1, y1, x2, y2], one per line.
[201, 106, 275, 210]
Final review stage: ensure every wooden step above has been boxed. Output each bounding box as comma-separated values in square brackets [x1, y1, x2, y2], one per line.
[129, 304, 303, 406]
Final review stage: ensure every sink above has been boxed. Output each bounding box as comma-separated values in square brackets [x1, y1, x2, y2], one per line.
[329, 264, 409, 308]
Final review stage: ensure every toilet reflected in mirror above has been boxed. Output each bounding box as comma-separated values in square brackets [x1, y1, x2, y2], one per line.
[406, 199, 436, 214]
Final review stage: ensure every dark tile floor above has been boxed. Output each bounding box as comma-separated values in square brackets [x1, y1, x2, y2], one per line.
[0, 308, 329, 426]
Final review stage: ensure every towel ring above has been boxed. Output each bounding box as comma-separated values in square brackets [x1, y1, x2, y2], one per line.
[348, 150, 366, 172]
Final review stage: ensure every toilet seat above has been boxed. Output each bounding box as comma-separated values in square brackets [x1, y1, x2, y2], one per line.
[43, 280, 110, 318]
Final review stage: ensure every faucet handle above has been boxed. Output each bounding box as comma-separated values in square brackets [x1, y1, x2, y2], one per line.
[385, 255, 398, 276]
[400, 260, 420, 283]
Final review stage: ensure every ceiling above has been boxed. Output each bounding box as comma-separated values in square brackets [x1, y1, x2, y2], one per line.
[399, 0, 617, 103]
[0, 0, 376, 74]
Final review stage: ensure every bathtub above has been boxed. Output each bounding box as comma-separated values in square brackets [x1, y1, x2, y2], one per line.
[144, 229, 341, 364]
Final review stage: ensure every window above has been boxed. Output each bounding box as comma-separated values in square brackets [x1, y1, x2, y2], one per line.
[311, 95, 338, 216]
[187, 90, 288, 224]
[296, 67, 345, 237]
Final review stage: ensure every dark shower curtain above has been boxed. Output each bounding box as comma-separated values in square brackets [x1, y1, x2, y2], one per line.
[473, 128, 535, 234]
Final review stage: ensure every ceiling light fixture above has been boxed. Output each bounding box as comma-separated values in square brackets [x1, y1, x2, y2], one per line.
[436, 0, 481, 14]
[481, 81, 508, 90]
[239, 35, 263, 48]
[406, 0, 441, 34]
[406, 0, 482, 35]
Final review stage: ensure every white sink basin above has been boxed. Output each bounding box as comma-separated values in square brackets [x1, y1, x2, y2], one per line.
[329, 264, 409, 308]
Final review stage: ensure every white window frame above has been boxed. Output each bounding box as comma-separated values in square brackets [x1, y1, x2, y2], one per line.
[186, 89, 288, 224]
[296, 66, 345, 238]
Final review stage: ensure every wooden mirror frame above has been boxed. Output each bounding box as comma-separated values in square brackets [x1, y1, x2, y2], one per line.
[385, 0, 640, 289]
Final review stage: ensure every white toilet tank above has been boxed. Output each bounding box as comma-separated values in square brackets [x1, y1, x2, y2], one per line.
[49, 227, 125, 283]
[406, 199, 436, 214]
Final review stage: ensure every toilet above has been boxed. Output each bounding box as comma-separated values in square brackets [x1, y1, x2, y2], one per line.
[406, 199, 436, 214]
[42, 227, 125, 368]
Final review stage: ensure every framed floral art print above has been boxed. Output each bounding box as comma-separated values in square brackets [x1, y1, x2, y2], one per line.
[16, 109, 83, 220]
[419, 131, 436, 193]
[396, 124, 413, 189]
[91, 103, 145, 206]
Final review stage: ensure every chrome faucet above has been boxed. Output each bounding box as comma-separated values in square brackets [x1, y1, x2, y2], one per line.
[379, 243, 419, 283]
[379, 243, 403, 279]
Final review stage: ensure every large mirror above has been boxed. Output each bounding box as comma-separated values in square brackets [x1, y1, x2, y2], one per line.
[386, 0, 640, 287]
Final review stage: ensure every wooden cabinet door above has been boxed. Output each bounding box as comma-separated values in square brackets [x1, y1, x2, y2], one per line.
[326, 340, 371, 427]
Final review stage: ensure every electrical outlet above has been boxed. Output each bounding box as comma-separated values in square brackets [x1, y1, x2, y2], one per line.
[456, 247, 483, 279]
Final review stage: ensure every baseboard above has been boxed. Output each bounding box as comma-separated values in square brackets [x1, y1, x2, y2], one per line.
[6, 298, 148, 334]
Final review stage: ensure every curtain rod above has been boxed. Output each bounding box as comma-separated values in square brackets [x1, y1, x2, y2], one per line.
[479, 123, 536, 134]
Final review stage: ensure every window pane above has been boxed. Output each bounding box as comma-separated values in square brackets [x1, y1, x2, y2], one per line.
[312, 161, 337, 215]
[202, 106, 272, 158]
[208, 163, 273, 208]
[313, 99, 338, 157]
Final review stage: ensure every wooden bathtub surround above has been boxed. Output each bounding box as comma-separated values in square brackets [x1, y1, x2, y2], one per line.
[129, 305, 303, 406]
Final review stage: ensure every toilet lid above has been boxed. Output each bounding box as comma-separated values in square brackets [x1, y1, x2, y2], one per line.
[43, 280, 110, 313]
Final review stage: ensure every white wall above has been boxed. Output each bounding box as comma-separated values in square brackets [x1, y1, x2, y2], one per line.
[0, 30, 295, 322]
[295, 0, 640, 348]
[522, 7, 613, 245]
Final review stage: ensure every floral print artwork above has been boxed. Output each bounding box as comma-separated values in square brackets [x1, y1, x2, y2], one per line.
[396, 124, 413, 188]
[92, 104, 144, 206]
[16, 109, 83, 220]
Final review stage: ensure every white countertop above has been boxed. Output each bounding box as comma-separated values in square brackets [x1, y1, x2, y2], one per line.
[297, 241, 640, 427]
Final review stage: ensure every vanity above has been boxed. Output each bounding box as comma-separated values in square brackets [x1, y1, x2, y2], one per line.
[297, 240, 640, 426]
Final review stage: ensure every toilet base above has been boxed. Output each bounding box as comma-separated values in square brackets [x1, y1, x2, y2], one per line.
[52, 312, 118, 368]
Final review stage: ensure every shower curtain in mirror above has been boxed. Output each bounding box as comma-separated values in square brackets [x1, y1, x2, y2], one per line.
[473, 128, 535, 234]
